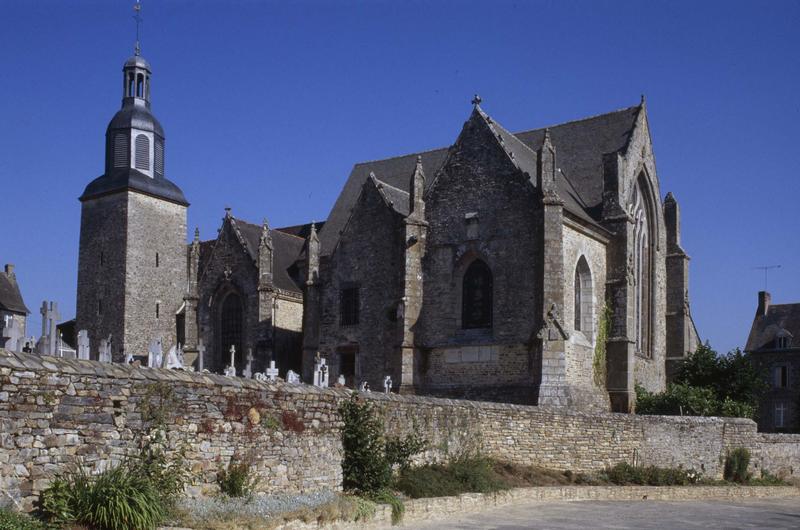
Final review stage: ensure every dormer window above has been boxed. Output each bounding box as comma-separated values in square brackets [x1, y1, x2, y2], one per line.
[776, 335, 790, 349]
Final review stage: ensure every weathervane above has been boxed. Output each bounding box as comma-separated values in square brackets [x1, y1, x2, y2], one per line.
[133, 1, 143, 56]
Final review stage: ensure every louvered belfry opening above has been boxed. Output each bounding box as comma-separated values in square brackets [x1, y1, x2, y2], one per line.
[134, 134, 150, 171]
[113, 132, 128, 168]
[154, 139, 164, 176]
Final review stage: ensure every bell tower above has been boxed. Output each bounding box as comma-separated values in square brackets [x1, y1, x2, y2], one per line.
[76, 18, 188, 361]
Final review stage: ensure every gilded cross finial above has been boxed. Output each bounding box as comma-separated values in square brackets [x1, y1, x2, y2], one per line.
[133, 1, 143, 55]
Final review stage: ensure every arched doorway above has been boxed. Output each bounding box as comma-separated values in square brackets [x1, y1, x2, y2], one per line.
[217, 291, 244, 372]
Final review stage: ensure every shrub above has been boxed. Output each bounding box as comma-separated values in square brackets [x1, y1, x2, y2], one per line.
[368, 490, 404, 525]
[339, 396, 393, 494]
[385, 432, 427, 471]
[0, 508, 46, 530]
[605, 462, 693, 486]
[217, 461, 260, 498]
[40, 463, 166, 530]
[127, 428, 188, 509]
[394, 457, 508, 499]
[724, 448, 750, 484]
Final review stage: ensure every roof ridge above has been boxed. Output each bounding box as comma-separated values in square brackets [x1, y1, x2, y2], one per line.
[353, 145, 447, 167]
[512, 104, 640, 137]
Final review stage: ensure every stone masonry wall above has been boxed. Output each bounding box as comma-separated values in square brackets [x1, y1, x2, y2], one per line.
[2, 350, 798, 512]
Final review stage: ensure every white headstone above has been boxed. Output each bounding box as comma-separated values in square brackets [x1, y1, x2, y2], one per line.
[98, 335, 112, 363]
[383, 375, 392, 394]
[313, 354, 329, 388]
[266, 360, 279, 382]
[224, 345, 236, 376]
[243, 349, 254, 379]
[1, 315, 24, 353]
[254, 372, 267, 382]
[359, 381, 371, 393]
[196, 339, 205, 372]
[224, 364, 237, 377]
[148, 338, 163, 368]
[77, 330, 90, 360]
[166, 344, 183, 370]
[286, 370, 300, 384]
[337, 374, 346, 386]
[124, 352, 134, 364]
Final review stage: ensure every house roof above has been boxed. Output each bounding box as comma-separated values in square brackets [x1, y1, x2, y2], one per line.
[746, 302, 800, 352]
[0, 271, 29, 314]
[319, 103, 640, 255]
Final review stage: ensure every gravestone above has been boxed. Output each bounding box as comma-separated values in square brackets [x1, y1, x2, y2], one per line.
[77, 330, 90, 360]
[98, 335, 112, 363]
[313, 354, 329, 388]
[196, 340, 205, 372]
[286, 370, 300, 384]
[124, 351, 134, 364]
[383, 375, 393, 394]
[266, 360, 279, 382]
[165, 344, 183, 370]
[224, 345, 236, 377]
[337, 374, 346, 386]
[359, 381, 371, 392]
[1, 315, 23, 352]
[254, 372, 267, 382]
[243, 349, 254, 379]
[148, 338, 163, 368]
[38, 301, 60, 356]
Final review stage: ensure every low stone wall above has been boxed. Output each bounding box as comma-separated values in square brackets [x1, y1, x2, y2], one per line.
[2, 349, 799, 512]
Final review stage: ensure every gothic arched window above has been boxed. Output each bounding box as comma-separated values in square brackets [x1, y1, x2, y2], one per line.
[218, 292, 243, 372]
[135, 134, 150, 171]
[462, 259, 493, 329]
[574, 256, 593, 335]
[631, 176, 653, 356]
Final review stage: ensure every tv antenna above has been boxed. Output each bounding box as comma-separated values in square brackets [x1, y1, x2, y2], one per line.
[753, 265, 781, 290]
[133, 1, 143, 55]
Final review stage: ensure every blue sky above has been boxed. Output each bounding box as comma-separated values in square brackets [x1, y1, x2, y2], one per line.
[1, 0, 798, 354]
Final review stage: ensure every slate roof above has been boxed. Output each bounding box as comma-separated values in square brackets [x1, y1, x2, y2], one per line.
[746, 302, 800, 352]
[0, 272, 29, 314]
[80, 168, 188, 206]
[319, 103, 641, 255]
[199, 217, 306, 294]
[276, 221, 326, 240]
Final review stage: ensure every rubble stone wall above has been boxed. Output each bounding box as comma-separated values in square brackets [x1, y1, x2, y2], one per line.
[2, 350, 798, 512]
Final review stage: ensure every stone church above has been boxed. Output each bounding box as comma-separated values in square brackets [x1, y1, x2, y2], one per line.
[76, 50, 699, 412]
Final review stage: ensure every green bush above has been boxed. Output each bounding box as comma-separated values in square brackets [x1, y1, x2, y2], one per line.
[217, 461, 260, 498]
[339, 396, 393, 494]
[385, 432, 427, 471]
[40, 463, 166, 530]
[0, 508, 46, 530]
[636, 383, 754, 419]
[605, 462, 694, 486]
[394, 457, 508, 499]
[127, 429, 188, 509]
[724, 448, 750, 484]
[368, 490, 404, 525]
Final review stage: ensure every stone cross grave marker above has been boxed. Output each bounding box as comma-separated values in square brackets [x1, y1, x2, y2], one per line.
[77, 330, 90, 360]
[286, 370, 300, 384]
[197, 339, 205, 372]
[266, 360, 279, 382]
[383, 375, 393, 394]
[224, 345, 236, 377]
[313, 354, 329, 388]
[98, 335, 112, 363]
[243, 349, 254, 379]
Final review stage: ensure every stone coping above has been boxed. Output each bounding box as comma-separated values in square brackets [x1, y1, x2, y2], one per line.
[0, 349, 762, 428]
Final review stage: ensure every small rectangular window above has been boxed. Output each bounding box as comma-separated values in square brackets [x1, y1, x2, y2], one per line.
[156, 252, 159, 267]
[156, 303, 160, 319]
[340, 287, 359, 326]
[775, 402, 786, 428]
[774, 366, 788, 388]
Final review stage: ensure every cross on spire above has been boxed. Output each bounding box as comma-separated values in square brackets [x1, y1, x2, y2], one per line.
[133, 1, 143, 56]
[471, 94, 482, 106]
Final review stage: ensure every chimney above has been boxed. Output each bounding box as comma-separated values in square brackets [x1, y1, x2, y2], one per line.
[4, 264, 14, 278]
[757, 291, 771, 317]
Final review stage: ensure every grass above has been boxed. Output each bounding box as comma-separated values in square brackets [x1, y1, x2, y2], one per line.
[0, 508, 47, 530]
